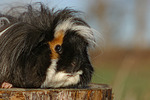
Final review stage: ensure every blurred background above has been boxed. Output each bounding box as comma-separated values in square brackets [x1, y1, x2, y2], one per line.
[0, 0, 150, 100]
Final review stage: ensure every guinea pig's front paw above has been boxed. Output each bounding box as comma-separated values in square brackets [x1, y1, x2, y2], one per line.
[1, 82, 13, 89]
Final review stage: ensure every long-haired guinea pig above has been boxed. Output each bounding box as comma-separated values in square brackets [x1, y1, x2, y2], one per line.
[0, 3, 96, 88]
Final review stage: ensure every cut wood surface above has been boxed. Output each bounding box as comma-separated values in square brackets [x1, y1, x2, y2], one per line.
[0, 83, 113, 100]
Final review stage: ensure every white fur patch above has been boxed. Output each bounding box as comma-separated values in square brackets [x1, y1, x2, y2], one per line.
[41, 59, 83, 88]
[55, 18, 96, 47]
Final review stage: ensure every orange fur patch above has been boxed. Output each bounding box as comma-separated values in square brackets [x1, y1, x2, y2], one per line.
[48, 30, 64, 59]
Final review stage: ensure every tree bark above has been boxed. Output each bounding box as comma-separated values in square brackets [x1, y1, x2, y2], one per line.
[0, 83, 113, 100]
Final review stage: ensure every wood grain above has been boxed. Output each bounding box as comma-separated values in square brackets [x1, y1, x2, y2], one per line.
[0, 83, 113, 100]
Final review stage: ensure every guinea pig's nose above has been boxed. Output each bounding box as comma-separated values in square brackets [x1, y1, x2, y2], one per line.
[70, 60, 81, 72]
[71, 61, 76, 67]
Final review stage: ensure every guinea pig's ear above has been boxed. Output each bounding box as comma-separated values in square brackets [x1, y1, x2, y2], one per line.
[38, 33, 46, 43]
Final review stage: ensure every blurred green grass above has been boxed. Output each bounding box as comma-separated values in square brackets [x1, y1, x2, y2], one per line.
[92, 64, 150, 100]
[92, 66, 117, 84]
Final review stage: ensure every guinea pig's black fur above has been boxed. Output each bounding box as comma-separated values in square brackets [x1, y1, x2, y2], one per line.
[0, 3, 96, 88]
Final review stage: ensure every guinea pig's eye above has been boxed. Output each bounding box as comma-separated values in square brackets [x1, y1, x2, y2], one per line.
[55, 45, 62, 53]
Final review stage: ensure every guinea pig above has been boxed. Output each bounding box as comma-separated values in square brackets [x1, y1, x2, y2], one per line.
[0, 3, 96, 88]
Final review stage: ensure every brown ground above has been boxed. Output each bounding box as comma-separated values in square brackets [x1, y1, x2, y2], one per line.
[90, 48, 150, 67]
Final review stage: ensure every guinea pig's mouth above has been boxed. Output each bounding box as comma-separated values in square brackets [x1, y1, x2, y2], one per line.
[66, 70, 83, 77]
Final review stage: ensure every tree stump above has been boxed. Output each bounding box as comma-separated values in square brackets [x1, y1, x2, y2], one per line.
[0, 83, 112, 100]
